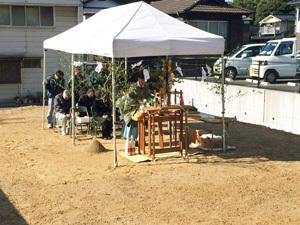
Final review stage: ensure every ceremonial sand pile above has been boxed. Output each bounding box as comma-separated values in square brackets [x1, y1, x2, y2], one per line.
[84, 138, 106, 153]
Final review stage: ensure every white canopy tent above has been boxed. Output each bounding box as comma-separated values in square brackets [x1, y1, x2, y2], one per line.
[43, 1, 225, 167]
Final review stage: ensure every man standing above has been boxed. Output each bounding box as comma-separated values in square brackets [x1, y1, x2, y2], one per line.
[90, 62, 109, 89]
[54, 90, 71, 136]
[42, 70, 65, 128]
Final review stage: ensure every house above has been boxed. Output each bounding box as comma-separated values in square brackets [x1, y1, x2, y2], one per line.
[251, 14, 295, 43]
[0, 0, 83, 102]
[81, 0, 160, 20]
[150, 0, 251, 52]
[81, 0, 118, 20]
[288, 0, 300, 50]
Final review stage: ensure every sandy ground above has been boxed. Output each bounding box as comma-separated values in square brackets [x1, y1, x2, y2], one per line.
[0, 105, 300, 225]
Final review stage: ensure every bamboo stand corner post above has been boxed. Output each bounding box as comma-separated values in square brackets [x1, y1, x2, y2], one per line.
[184, 109, 188, 156]
[71, 54, 75, 145]
[151, 113, 156, 161]
[147, 111, 152, 159]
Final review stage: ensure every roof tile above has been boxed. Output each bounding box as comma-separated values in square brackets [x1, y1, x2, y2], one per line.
[151, 0, 250, 15]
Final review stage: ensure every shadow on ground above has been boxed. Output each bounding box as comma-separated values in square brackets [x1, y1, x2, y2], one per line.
[0, 189, 28, 225]
[187, 121, 300, 163]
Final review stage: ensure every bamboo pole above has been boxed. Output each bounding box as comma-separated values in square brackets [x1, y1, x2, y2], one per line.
[112, 57, 118, 168]
[221, 54, 226, 152]
[71, 54, 75, 145]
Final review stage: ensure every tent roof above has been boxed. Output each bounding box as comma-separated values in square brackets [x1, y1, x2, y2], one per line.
[44, 1, 224, 58]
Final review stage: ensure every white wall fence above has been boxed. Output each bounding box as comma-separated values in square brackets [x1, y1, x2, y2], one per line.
[173, 79, 300, 135]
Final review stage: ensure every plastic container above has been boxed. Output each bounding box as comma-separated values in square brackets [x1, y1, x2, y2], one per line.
[130, 135, 136, 155]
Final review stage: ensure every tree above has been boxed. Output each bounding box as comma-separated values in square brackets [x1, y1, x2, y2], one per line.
[231, 0, 294, 24]
[232, 0, 260, 23]
[256, 0, 294, 24]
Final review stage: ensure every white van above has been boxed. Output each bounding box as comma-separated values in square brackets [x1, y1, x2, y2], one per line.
[250, 38, 300, 82]
[213, 43, 265, 78]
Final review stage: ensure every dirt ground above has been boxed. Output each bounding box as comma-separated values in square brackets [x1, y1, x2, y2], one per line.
[0, 105, 300, 225]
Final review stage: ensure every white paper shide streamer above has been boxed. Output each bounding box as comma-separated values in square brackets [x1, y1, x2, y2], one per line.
[95, 62, 102, 73]
[206, 64, 212, 76]
[131, 60, 143, 69]
[73, 61, 83, 67]
[176, 62, 183, 77]
[143, 69, 150, 82]
[201, 67, 207, 81]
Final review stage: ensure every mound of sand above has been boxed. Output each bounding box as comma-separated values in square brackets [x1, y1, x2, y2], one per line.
[84, 139, 106, 154]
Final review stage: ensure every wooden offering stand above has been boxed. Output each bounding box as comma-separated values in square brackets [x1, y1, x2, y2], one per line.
[132, 90, 188, 160]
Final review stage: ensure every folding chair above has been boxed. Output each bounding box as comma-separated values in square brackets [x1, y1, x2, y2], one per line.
[71, 106, 91, 139]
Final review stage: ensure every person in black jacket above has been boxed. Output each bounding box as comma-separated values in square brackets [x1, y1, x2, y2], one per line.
[92, 91, 112, 139]
[42, 70, 65, 128]
[78, 89, 94, 117]
[54, 90, 71, 136]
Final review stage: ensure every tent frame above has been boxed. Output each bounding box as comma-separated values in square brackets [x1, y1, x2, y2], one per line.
[42, 1, 227, 167]
[42, 52, 227, 167]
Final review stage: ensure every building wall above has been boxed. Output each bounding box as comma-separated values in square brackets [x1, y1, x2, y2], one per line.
[0, 5, 80, 102]
[297, 33, 300, 50]
[3, 0, 81, 6]
[295, 6, 300, 50]
[84, 0, 118, 8]
[228, 18, 244, 51]
[182, 13, 244, 52]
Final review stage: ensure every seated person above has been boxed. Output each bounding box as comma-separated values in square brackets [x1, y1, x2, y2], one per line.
[93, 91, 112, 140]
[77, 89, 94, 117]
[54, 90, 71, 136]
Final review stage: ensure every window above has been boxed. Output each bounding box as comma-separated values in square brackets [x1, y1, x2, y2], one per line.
[12, 6, 25, 26]
[27, 6, 39, 26]
[0, 60, 21, 84]
[275, 42, 293, 56]
[236, 46, 264, 58]
[0, 5, 10, 25]
[198, 21, 208, 31]
[188, 20, 228, 50]
[260, 42, 278, 56]
[41, 7, 53, 26]
[209, 22, 218, 35]
[22, 58, 41, 68]
[0, 5, 54, 27]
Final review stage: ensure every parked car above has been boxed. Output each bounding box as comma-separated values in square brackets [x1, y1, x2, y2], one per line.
[250, 38, 300, 83]
[213, 43, 265, 78]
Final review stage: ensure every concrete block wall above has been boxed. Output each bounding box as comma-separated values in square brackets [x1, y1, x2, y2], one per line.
[173, 79, 300, 135]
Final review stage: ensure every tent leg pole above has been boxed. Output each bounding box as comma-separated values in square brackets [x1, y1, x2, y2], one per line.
[71, 54, 75, 145]
[112, 57, 118, 168]
[42, 49, 47, 130]
[221, 54, 226, 152]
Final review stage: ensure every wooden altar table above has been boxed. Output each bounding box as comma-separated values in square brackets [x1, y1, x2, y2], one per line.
[132, 105, 188, 160]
